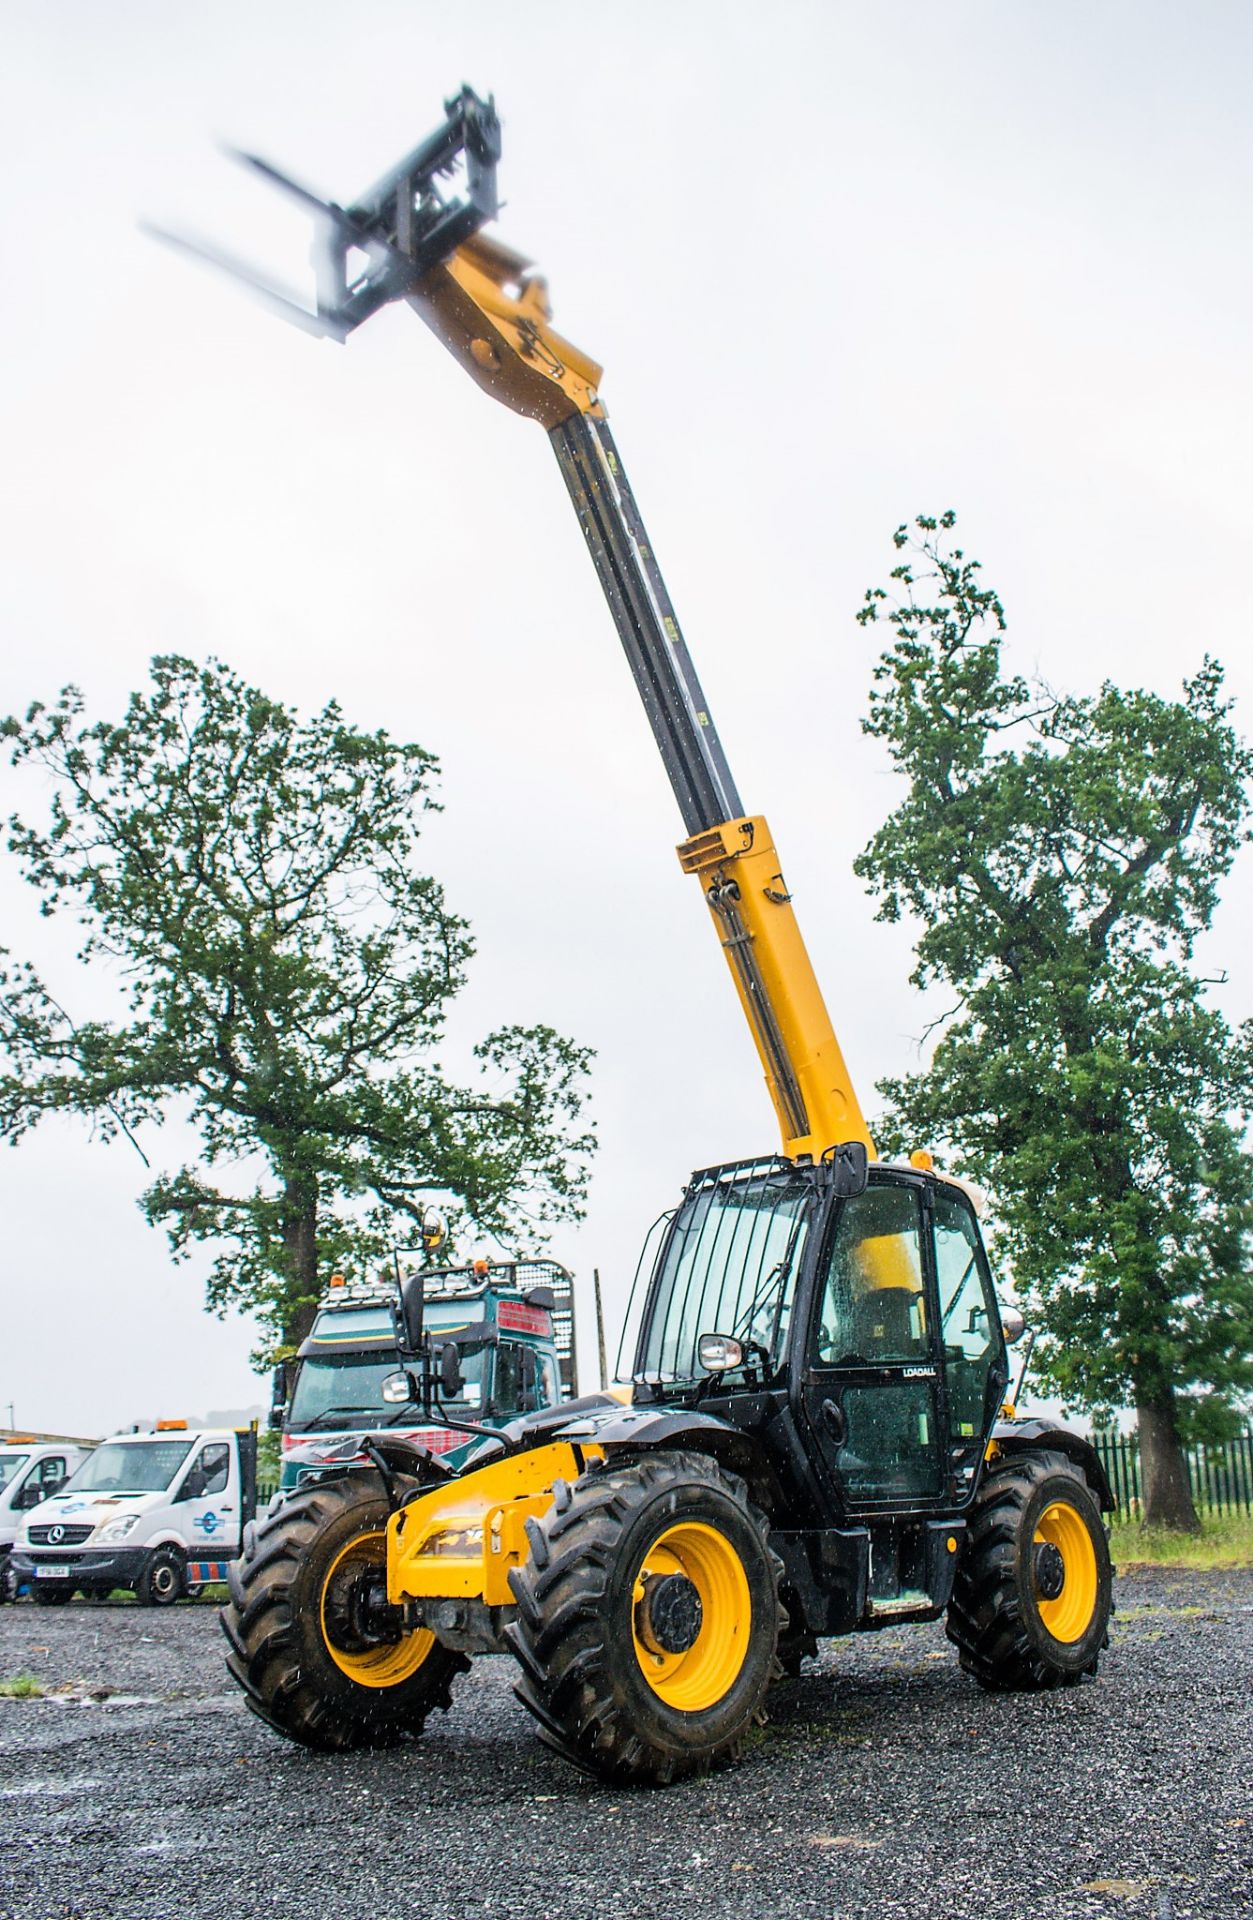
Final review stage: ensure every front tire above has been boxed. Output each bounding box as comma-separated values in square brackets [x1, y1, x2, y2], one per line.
[947, 1448, 1112, 1691]
[507, 1449, 782, 1785]
[221, 1475, 468, 1752]
[137, 1546, 185, 1607]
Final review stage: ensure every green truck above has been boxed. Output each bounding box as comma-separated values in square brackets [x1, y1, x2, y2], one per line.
[271, 1260, 581, 1508]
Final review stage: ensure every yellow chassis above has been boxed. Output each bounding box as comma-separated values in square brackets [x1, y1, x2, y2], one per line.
[387, 1441, 605, 1610]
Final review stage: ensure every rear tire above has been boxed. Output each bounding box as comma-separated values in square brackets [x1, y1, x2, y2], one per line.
[221, 1474, 468, 1752]
[137, 1547, 185, 1607]
[507, 1448, 782, 1785]
[947, 1448, 1112, 1691]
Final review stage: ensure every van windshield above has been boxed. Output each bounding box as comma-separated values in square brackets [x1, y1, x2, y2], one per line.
[68, 1440, 193, 1495]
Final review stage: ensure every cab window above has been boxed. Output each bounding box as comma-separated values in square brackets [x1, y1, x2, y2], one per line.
[0, 1454, 30, 1493]
[934, 1190, 1004, 1440]
[178, 1443, 231, 1501]
[494, 1343, 541, 1415]
[537, 1352, 561, 1408]
[493, 1342, 522, 1413]
[812, 1184, 929, 1366]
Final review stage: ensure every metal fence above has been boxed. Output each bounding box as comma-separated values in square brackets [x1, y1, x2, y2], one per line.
[1091, 1427, 1253, 1521]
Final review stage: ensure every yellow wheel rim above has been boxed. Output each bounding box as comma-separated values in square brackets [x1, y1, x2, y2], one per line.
[631, 1521, 751, 1711]
[1032, 1500, 1098, 1643]
[319, 1529, 435, 1688]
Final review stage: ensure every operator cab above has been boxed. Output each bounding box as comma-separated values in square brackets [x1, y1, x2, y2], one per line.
[629, 1155, 1011, 1522]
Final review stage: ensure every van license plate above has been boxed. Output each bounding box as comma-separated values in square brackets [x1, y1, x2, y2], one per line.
[36, 1565, 71, 1578]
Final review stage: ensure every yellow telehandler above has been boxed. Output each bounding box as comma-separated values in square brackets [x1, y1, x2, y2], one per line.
[179, 87, 1114, 1783]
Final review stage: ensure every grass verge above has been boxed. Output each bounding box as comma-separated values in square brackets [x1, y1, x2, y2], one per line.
[1110, 1510, 1253, 1570]
[0, 1674, 44, 1698]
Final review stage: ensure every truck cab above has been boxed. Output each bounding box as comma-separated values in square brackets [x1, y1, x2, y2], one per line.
[0, 1441, 91, 1599]
[274, 1260, 577, 1502]
[12, 1423, 258, 1606]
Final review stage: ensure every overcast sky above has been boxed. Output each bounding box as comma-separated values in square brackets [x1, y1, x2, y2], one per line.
[2, 2, 1251, 1436]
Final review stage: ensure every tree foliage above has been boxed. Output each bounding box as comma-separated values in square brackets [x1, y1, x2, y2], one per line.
[0, 657, 594, 1356]
[856, 515, 1253, 1526]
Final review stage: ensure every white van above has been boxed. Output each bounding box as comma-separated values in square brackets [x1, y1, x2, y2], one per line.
[0, 1442, 92, 1599]
[11, 1424, 258, 1606]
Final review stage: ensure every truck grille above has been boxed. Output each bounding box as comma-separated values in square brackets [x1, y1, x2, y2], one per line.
[27, 1524, 93, 1546]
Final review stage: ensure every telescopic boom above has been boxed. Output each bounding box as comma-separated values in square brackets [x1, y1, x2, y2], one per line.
[160, 86, 872, 1163]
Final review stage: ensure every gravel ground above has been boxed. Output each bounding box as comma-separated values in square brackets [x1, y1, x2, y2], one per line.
[0, 1568, 1250, 1920]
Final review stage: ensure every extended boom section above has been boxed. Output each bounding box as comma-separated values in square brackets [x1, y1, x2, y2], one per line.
[171, 86, 872, 1164]
[547, 411, 870, 1159]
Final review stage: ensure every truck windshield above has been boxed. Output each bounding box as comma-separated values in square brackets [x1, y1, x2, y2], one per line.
[0, 1453, 30, 1490]
[68, 1440, 193, 1494]
[289, 1346, 489, 1428]
[636, 1166, 813, 1384]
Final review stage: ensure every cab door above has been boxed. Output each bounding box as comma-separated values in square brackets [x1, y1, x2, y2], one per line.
[933, 1186, 1010, 1495]
[173, 1441, 236, 1549]
[801, 1180, 946, 1513]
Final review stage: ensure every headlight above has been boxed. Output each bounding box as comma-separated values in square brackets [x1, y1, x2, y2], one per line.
[97, 1515, 139, 1543]
[417, 1525, 483, 1558]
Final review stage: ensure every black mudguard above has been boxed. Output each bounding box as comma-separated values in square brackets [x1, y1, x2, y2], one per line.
[567, 1404, 776, 1501]
[989, 1417, 1115, 1513]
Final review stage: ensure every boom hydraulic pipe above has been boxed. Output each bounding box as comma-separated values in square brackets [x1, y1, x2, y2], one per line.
[160, 87, 873, 1163]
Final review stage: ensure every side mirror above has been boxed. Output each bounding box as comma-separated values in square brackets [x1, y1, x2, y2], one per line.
[400, 1275, 426, 1354]
[16, 1483, 45, 1510]
[381, 1370, 418, 1405]
[523, 1286, 555, 1311]
[439, 1343, 465, 1399]
[999, 1303, 1027, 1346]
[697, 1333, 744, 1374]
[826, 1140, 869, 1199]
[267, 1405, 285, 1431]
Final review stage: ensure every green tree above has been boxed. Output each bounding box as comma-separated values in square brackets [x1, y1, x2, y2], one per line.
[856, 515, 1253, 1530]
[0, 656, 594, 1358]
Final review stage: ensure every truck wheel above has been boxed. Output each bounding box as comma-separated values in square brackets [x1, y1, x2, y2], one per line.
[137, 1547, 186, 1607]
[947, 1448, 1113, 1691]
[221, 1474, 469, 1752]
[506, 1448, 782, 1785]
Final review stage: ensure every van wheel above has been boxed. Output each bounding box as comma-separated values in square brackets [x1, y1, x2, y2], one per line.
[137, 1547, 186, 1607]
